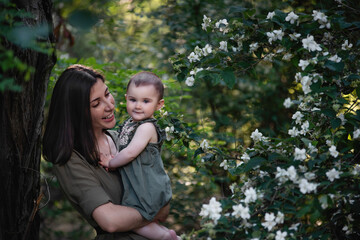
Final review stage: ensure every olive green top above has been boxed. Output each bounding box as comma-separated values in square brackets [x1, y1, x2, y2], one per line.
[53, 130, 148, 240]
[116, 118, 172, 221]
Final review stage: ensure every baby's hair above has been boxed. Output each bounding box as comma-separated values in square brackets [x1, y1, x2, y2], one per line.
[127, 71, 164, 100]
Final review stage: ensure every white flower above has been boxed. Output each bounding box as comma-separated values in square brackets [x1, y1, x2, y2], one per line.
[262, 212, 277, 231]
[287, 166, 298, 182]
[289, 32, 301, 41]
[312, 10, 330, 29]
[338, 113, 347, 125]
[250, 129, 263, 142]
[300, 121, 310, 135]
[283, 98, 293, 108]
[266, 29, 284, 44]
[202, 44, 213, 56]
[220, 159, 229, 170]
[282, 53, 293, 61]
[274, 29, 285, 40]
[353, 129, 360, 139]
[329, 54, 342, 63]
[352, 164, 360, 175]
[188, 52, 200, 63]
[298, 178, 318, 194]
[289, 223, 300, 231]
[276, 167, 288, 184]
[241, 152, 250, 162]
[304, 172, 316, 180]
[267, 11, 275, 20]
[200, 139, 209, 151]
[288, 127, 299, 137]
[266, 32, 277, 44]
[249, 42, 259, 52]
[244, 187, 257, 204]
[275, 230, 288, 240]
[302, 35, 322, 52]
[329, 145, 339, 158]
[301, 75, 312, 95]
[194, 46, 203, 57]
[285, 11, 299, 24]
[295, 72, 302, 82]
[312, 10, 326, 22]
[185, 76, 195, 87]
[190, 67, 204, 76]
[202, 15, 212, 30]
[308, 143, 318, 154]
[215, 19, 228, 32]
[232, 204, 250, 220]
[326, 168, 342, 182]
[275, 211, 285, 224]
[232, 46, 240, 52]
[341, 40, 353, 50]
[219, 41, 228, 52]
[165, 126, 175, 141]
[294, 147, 306, 161]
[299, 59, 310, 70]
[199, 197, 222, 224]
[292, 111, 303, 124]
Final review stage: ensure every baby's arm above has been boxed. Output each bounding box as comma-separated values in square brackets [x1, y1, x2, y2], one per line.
[101, 122, 157, 168]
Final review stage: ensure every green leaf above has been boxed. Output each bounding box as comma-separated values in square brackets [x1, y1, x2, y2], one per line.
[243, 156, 266, 172]
[301, 138, 312, 146]
[221, 68, 236, 89]
[331, 118, 342, 130]
[210, 73, 222, 85]
[321, 108, 336, 118]
[296, 204, 312, 217]
[324, 60, 344, 72]
[347, 74, 360, 80]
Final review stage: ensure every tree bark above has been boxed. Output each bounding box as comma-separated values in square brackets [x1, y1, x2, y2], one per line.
[0, 0, 56, 239]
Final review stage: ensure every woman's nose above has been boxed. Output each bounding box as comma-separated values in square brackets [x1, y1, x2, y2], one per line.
[105, 98, 114, 110]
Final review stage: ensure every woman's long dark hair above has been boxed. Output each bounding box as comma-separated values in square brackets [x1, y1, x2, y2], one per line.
[43, 64, 104, 165]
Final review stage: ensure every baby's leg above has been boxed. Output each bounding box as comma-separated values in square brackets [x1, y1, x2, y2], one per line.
[134, 222, 179, 240]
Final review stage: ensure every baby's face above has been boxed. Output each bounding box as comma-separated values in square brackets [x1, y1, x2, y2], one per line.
[126, 83, 163, 121]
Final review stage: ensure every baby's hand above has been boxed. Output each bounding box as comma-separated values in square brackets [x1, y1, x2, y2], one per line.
[99, 153, 116, 171]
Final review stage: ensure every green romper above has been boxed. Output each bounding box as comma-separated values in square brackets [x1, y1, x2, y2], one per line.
[116, 117, 172, 221]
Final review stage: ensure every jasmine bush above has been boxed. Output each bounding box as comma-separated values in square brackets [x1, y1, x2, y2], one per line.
[169, 2, 360, 239]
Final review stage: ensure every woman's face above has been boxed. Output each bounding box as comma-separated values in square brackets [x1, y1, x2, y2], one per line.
[89, 78, 116, 133]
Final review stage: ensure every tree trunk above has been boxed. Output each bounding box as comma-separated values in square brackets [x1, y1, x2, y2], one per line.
[0, 0, 56, 239]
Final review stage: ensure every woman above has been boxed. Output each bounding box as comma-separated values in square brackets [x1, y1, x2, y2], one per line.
[43, 64, 168, 239]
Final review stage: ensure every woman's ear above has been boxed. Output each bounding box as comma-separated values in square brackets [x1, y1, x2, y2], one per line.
[157, 99, 165, 110]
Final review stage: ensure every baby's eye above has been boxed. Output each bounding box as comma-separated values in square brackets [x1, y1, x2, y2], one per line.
[144, 100, 149, 103]
[130, 99, 136, 102]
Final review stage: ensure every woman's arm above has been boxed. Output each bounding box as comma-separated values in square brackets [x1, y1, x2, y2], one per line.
[92, 202, 150, 232]
[101, 123, 157, 168]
